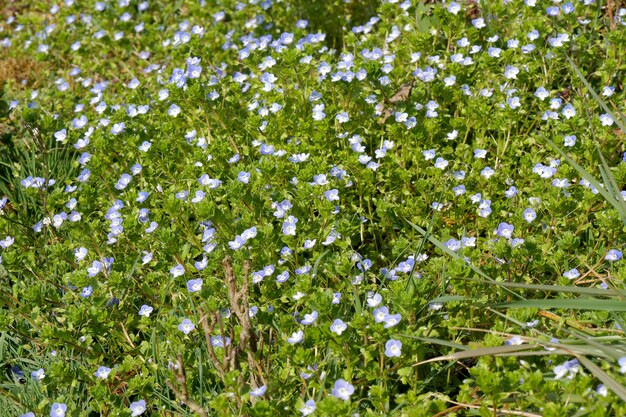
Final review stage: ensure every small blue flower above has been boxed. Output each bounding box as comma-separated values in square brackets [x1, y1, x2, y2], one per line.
[526, 319, 539, 328]
[195, 257, 208, 271]
[54, 129, 67, 142]
[276, 270, 289, 283]
[562, 103, 576, 119]
[496, 222, 514, 239]
[561, 2, 574, 14]
[114, 173, 132, 190]
[330, 319, 347, 335]
[356, 259, 372, 271]
[511, 238, 525, 248]
[546, 6, 560, 16]
[295, 265, 311, 275]
[50, 403, 67, 417]
[505, 336, 525, 346]
[385, 339, 402, 357]
[138, 305, 153, 317]
[80, 286, 93, 298]
[563, 135, 576, 147]
[211, 335, 231, 348]
[237, 171, 251, 183]
[260, 143, 275, 155]
[300, 399, 316, 416]
[110, 122, 125, 135]
[141, 252, 153, 265]
[300, 311, 318, 325]
[168, 104, 181, 117]
[170, 264, 185, 277]
[191, 190, 205, 203]
[186, 278, 203, 293]
[383, 313, 401, 328]
[228, 235, 246, 250]
[332, 292, 342, 304]
[129, 399, 146, 416]
[331, 379, 355, 401]
[95, 366, 111, 379]
[554, 359, 579, 379]
[324, 189, 339, 201]
[138, 141, 152, 152]
[87, 260, 103, 277]
[523, 208, 536, 223]
[249, 385, 267, 397]
[287, 330, 304, 344]
[241, 226, 257, 240]
[178, 318, 195, 335]
[606, 249, 622, 261]
[444, 238, 461, 252]
[434, 157, 448, 169]
[373, 306, 389, 323]
[481, 166, 495, 179]
[336, 112, 349, 123]
[138, 208, 150, 223]
[0, 236, 15, 248]
[31, 368, 45, 381]
[366, 292, 382, 307]
[563, 268, 580, 280]
[131, 164, 142, 175]
[282, 216, 298, 236]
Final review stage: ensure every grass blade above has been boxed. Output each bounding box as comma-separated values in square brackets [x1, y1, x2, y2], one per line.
[545, 138, 626, 225]
[453, 278, 626, 297]
[495, 299, 626, 311]
[567, 56, 626, 132]
[414, 344, 538, 366]
[429, 295, 469, 304]
[577, 356, 626, 402]
[406, 220, 523, 300]
[398, 334, 470, 351]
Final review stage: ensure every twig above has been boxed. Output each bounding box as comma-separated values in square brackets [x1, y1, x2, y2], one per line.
[211, 112, 239, 154]
[198, 309, 223, 375]
[120, 323, 136, 348]
[165, 354, 209, 417]
[433, 397, 542, 417]
[215, 311, 231, 371]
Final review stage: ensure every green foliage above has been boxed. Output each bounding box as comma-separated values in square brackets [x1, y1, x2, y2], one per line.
[2, 0, 626, 416]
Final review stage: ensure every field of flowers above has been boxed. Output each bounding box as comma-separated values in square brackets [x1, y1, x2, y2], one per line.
[1, 0, 626, 415]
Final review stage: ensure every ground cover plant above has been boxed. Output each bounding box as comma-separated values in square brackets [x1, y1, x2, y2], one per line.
[1, 0, 626, 415]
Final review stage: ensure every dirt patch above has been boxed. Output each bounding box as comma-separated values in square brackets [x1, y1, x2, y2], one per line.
[0, 57, 46, 89]
[1, 0, 40, 19]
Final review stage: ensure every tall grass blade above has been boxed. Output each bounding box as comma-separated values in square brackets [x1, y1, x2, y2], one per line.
[453, 278, 625, 297]
[398, 334, 469, 351]
[545, 138, 626, 225]
[577, 356, 626, 402]
[414, 344, 539, 366]
[495, 299, 626, 311]
[567, 56, 626, 132]
[406, 220, 524, 299]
